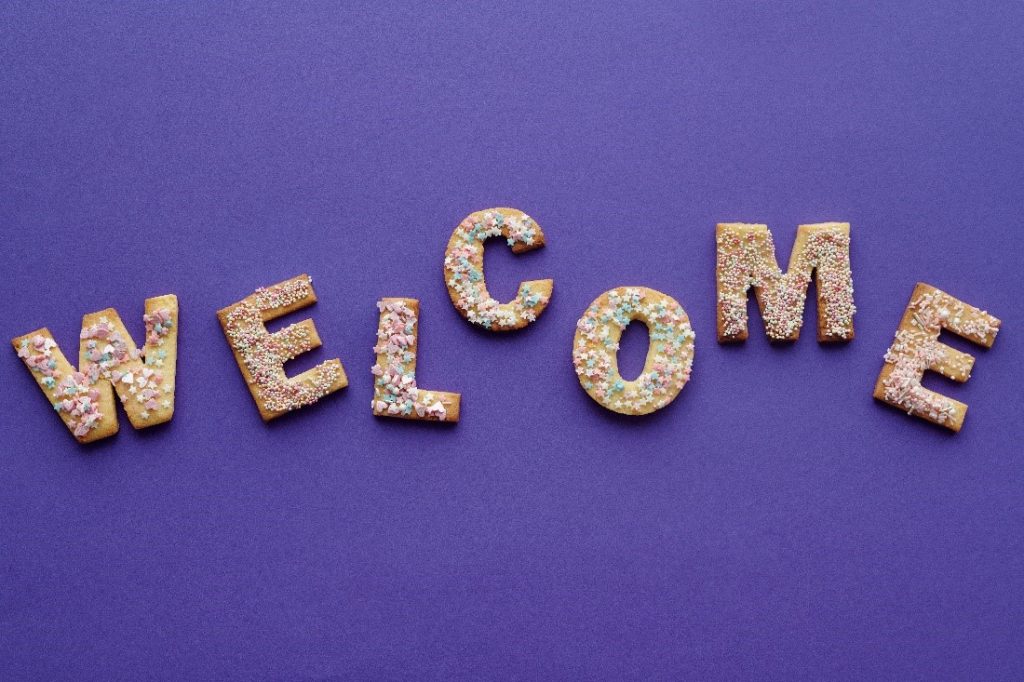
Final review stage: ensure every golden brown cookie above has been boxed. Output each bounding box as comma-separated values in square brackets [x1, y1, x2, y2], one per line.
[12, 294, 179, 443]
[372, 297, 460, 422]
[716, 222, 855, 343]
[573, 287, 694, 415]
[873, 282, 1000, 432]
[217, 274, 347, 421]
[444, 208, 552, 331]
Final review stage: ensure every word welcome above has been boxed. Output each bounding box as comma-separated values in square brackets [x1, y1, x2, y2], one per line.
[12, 208, 1002, 444]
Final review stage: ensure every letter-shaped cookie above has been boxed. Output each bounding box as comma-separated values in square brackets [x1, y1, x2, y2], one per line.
[873, 282, 1000, 432]
[372, 298, 460, 422]
[217, 274, 347, 421]
[444, 208, 552, 331]
[12, 295, 179, 443]
[573, 287, 694, 416]
[716, 222, 856, 342]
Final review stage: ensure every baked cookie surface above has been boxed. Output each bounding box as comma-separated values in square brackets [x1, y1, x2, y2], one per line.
[444, 208, 552, 332]
[218, 274, 347, 421]
[573, 287, 694, 416]
[873, 282, 1000, 432]
[372, 298, 460, 422]
[12, 294, 179, 443]
[716, 222, 855, 343]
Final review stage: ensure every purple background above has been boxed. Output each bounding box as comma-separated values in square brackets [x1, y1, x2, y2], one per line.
[2, 2, 1023, 679]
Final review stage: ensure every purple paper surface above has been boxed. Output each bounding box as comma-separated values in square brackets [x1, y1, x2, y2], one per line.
[2, 2, 1023, 679]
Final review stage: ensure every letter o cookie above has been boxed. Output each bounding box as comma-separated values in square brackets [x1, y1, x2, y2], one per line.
[573, 287, 695, 415]
[444, 208, 552, 331]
